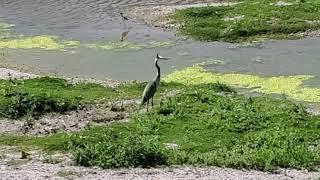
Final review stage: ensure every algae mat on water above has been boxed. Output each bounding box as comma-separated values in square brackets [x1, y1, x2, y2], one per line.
[0, 36, 80, 50]
[0, 22, 175, 51]
[0, 37, 175, 51]
[164, 65, 320, 102]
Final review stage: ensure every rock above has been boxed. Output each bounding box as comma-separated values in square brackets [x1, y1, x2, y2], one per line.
[164, 143, 180, 150]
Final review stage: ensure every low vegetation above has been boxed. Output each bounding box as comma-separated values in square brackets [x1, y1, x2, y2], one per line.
[0, 76, 185, 119]
[172, 0, 320, 42]
[1, 82, 320, 171]
[0, 77, 143, 119]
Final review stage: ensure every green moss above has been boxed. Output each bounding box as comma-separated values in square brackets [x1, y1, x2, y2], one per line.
[164, 65, 320, 102]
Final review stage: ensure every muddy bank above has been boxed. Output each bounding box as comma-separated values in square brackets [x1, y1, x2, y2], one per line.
[0, 67, 124, 87]
[0, 67, 137, 136]
[0, 97, 138, 136]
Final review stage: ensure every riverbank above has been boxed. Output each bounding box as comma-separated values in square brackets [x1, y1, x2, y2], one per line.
[124, 0, 320, 42]
[1, 67, 320, 180]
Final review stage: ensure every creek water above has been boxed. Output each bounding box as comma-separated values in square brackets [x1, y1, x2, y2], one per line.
[0, 0, 320, 86]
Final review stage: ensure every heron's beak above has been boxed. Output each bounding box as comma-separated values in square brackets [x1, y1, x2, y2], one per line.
[158, 55, 171, 60]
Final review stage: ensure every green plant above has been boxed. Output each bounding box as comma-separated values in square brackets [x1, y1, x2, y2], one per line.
[3, 82, 320, 171]
[70, 128, 168, 168]
[0, 88, 81, 119]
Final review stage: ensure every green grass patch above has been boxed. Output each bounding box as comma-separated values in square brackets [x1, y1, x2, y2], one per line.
[0, 77, 185, 119]
[2, 82, 320, 171]
[172, 0, 320, 42]
[0, 77, 141, 119]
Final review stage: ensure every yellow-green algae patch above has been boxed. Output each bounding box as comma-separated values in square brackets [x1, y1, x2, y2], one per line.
[163, 65, 320, 102]
[0, 36, 79, 50]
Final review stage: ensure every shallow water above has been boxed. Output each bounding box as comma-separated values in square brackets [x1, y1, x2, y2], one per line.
[1, 0, 320, 86]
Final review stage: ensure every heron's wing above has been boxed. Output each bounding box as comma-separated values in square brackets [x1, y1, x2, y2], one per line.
[141, 81, 157, 105]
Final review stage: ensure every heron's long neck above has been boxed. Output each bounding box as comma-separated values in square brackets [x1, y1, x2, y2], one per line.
[155, 59, 160, 82]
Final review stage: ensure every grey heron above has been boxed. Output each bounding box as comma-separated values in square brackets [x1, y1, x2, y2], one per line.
[141, 53, 170, 111]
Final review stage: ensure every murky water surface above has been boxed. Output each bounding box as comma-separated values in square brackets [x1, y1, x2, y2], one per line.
[1, 0, 320, 86]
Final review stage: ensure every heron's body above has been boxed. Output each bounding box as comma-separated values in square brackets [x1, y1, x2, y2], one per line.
[141, 54, 168, 111]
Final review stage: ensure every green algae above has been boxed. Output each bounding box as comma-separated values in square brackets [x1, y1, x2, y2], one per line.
[0, 36, 80, 50]
[0, 22, 79, 50]
[164, 65, 320, 102]
[0, 37, 174, 51]
[0, 20, 175, 51]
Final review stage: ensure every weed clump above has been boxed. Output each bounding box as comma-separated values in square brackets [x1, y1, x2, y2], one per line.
[0, 77, 81, 119]
[0, 89, 80, 119]
[70, 128, 168, 168]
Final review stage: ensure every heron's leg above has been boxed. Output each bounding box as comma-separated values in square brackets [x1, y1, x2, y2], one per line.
[147, 100, 149, 112]
[152, 97, 154, 107]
